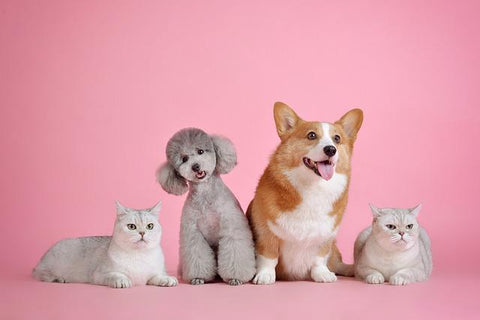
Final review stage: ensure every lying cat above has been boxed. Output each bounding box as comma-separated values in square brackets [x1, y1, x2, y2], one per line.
[354, 204, 432, 285]
[33, 201, 177, 288]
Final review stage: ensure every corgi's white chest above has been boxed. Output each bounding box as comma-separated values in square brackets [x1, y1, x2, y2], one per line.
[268, 170, 347, 242]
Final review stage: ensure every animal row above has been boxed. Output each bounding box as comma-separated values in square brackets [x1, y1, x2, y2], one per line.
[33, 102, 432, 288]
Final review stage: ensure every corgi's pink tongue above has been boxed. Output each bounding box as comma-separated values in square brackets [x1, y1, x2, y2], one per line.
[316, 162, 335, 181]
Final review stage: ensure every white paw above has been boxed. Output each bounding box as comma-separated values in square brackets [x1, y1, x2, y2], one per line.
[311, 268, 337, 283]
[390, 274, 410, 286]
[252, 269, 276, 285]
[109, 277, 132, 289]
[149, 276, 178, 287]
[365, 273, 385, 284]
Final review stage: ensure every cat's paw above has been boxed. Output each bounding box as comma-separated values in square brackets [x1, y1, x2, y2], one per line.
[108, 276, 132, 289]
[252, 269, 276, 285]
[148, 275, 178, 287]
[390, 274, 410, 286]
[191, 278, 205, 285]
[228, 279, 243, 286]
[365, 273, 385, 284]
[311, 268, 337, 283]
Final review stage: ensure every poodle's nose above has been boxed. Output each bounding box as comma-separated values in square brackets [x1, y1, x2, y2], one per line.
[192, 163, 200, 172]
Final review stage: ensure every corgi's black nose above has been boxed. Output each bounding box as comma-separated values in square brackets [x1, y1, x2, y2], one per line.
[192, 163, 200, 172]
[323, 145, 337, 157]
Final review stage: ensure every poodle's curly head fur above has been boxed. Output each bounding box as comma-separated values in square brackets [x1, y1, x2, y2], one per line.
[157, 128, 237, 195]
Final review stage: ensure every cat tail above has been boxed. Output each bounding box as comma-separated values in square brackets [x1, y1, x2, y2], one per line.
[328, 242, 354, 277]
[419, 228, 433, 277]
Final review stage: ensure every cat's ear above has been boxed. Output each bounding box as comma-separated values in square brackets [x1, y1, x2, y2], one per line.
[211, 135, 237, 174]
[148, 200, 162, 216]
[335, 108, 363, 141]
[156, 162, 188, 195]
[115, 200, 129, 217]
[409, 204, 422, 217]
[369, 203, 383, 218]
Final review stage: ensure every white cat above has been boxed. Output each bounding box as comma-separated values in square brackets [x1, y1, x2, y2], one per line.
[33, 201, 177, 288]
[354, 204, 432, 285]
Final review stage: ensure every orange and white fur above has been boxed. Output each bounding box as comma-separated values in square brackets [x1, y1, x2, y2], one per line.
[247, 102, 363, 284]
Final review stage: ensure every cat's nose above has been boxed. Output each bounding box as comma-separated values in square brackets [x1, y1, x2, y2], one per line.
[399, 231, 405, 236]
[139, 231, 145, 236]
[192, 163, 200, 172]
[323, 145, 337, 157]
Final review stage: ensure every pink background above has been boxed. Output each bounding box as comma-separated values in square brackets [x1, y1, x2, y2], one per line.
[1, 0, 479, 319]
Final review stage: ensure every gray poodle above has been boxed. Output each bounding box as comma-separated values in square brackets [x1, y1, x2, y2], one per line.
[157, 128, 256, 285]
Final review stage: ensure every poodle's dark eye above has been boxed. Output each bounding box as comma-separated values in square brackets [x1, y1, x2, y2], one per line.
[334, 134, 341, 143]
[406, 224, 414, 229]
[307, 132, 317, 140]
[197, 149, 204, 155]
[146, 223, 154, 230]
[386, 224, 396, 230]
[182, 155, 189, 163]
[127, 224, 136, 230]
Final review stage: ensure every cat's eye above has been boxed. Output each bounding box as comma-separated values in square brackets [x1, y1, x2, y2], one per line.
[334, 134, 341, 143]
[307, 132, 317, 140]
[182, 155, 189, 163]
[386, 224, 396, 230]
[127, 224, 136, 230]
[406, 224, 414, 229]
[197, 149, 204, 155]
[146, 223, 154, 230]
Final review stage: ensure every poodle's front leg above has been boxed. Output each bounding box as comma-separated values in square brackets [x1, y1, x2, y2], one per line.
[217, 209, 256, 285]
[180, 219, 217, 284]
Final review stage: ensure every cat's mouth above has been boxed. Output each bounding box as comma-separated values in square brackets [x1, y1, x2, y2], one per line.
[195, 171, 206, 180]
[303, 157, 336, 181]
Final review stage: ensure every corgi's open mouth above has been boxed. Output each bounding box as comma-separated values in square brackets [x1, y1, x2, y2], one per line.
[195, 171, 206, 179]
[303, 157, 335, 181]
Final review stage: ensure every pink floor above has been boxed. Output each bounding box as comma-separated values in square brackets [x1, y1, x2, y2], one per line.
[2, 268, 478, 320]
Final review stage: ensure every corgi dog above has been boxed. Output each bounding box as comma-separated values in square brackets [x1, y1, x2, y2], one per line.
[247, 102, 363, 284]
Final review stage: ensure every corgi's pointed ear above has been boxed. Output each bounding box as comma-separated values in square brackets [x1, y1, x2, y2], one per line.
[409, 204, 422, 217]
[274, 102, 301, 138]
[336, 108, 363, 141]
[156, 163, 188, 195]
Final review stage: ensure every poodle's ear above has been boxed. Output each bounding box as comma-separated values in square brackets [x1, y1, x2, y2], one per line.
[211, 135, 237, 174]
[156, 162, 188, 195]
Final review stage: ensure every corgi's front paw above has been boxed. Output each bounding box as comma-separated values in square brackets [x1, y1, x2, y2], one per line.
[311, 268, 337, 283]
[365, 272, 385, 284]
[252, 269, 276, 285]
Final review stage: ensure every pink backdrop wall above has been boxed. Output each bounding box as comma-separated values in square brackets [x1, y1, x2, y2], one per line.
[1, 0, 479, 279]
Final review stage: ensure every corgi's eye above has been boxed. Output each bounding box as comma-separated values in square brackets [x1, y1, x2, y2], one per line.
[197, 149, 204, 155]
[406, 224, 414, 229]
[386, 224, 396, 230]
[127, 224, 136, 230]
[307, 132, 317, 140]
[146, 223, 154, 230]
[182, 155, 189, 163]
[334, 135, 341, 143]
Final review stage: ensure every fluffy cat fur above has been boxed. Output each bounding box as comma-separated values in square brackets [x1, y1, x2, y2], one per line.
[33, 201, 177, 288]
[157, 128, 256, 285]
[354, 204, 432, 285]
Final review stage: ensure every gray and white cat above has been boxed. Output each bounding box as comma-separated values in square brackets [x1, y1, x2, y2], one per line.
[33, 201, 177, 288]
[354, 204, 432, 285]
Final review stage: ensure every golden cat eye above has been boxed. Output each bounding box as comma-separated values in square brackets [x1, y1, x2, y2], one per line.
[146, 223, 154, 230]
[127, 224, 136, 230]
[406, 224, 414, 229]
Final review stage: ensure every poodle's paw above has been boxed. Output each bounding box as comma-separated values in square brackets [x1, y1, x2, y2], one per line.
[252, 269, 276, 285]
[311, 268, 337, 283]
[365, 272, 385, 284]
[148, 275, 178, 287]
[190, 278, 205, 285]
[228, 279, 243, 286]
[108, 276, 132, 289]
[390, 274, 410, 286]
[52, 277, 66, 283]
